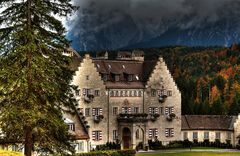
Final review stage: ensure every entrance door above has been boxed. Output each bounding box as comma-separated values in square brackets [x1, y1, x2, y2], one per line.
[122, 127, 131, 149]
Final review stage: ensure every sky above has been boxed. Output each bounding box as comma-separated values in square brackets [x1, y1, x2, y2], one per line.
[66, 0, 240, 51]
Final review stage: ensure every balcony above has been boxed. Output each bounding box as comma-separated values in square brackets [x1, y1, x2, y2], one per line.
[158, 95, 167, 103]
[166, 113, 176, 121]
[93, 115, 104, 123]
[149, 114, 160, 122]
[117, 113, 149, 123]
[83, 94, 94, 103]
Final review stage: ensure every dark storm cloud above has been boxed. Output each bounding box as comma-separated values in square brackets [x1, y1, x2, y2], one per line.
[68, 0, 240, 50]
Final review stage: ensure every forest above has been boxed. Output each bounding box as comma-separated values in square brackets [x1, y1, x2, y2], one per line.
[81, 44, 240, 115]
[142, 44, 240, 115]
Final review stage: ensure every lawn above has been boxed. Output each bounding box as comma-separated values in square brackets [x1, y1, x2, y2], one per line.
[137, 152, 240, 156]
[0, 150, 23, 156]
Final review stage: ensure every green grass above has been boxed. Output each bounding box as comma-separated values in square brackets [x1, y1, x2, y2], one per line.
[0, 150, 23, 156]
[137, 152, 240, 156]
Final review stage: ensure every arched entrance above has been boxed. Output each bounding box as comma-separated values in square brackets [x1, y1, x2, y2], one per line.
[122, 127, 131, 149]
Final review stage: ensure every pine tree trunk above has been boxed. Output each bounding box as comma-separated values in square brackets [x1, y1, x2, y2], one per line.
[24, 126, 33, 156]
[25, 1, 33, 155]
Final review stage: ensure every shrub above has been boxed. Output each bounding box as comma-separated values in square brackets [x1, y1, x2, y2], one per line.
[95, 142, 121, 151]
[148, 139, 163, 150]
[74, 150, 136, 156]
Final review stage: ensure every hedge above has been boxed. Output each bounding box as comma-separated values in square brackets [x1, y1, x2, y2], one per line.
[74, 149, 136, 156]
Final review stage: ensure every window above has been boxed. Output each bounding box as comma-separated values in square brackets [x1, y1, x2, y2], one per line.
[159, 107, 164, 115]
[115, 91, 119, 97]
[122, 107, 131, 114]
[68, 124, 75, 131]
[149, 129, 158, 139]
[102, 74, 108, 81]
[120, 91, 124, 96]
[83, 88, 93, 96]
[78, 142, 84, 151]
[151, 89, 156, 97]
[125, 91, 128, 97]
[129, 91, 133, 97]
[78, 108, 84, 113]
[113, 107, 118, 115]
[134, 107, 139, 114]
[165, 107, 174, 115]
[86, 75, 89, 80]
[92, 108, 103, 116]
[110, 91, 114, 97]
[85, 108, 90, 116]
[167, 90, 172, 96]
[92, 131, 102, 141]
[75, 89, 80, 96]
[193, 132, 198, 140]
[158, 89, 167, 96]
[215, 132, 221, 140]
[12, 145, 18, 151]
[136, 129, 140, 139]
[134, 90, 138, 96]
[227, 132, 231, 140]
[149, 107, 159, 114]
[183, 132, 188, 140]
[115, 75, 120, 81]
[138, 91, 142, 97]
[204, 132, 209, 140]
[165, 128, 174, 137]
[160, 77, 163, 82]
[95, 90, 100, 96]
[113, 130, 118, 140]
[128, 75, 133, 81]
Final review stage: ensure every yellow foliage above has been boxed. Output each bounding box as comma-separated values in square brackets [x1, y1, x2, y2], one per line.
[0, 150, 23, 156]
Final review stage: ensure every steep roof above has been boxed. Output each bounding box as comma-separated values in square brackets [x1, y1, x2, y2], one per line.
[93, 59, 157, 88]
[63, 110, 89, 140]
[182, 115, 237, 131]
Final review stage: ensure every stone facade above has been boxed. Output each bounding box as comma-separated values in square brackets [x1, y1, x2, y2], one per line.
[71, 52, 182, 150]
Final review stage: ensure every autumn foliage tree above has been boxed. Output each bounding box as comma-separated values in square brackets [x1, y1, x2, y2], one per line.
[0, 0, 76, 155]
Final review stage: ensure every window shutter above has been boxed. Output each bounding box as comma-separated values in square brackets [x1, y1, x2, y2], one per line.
[163, 89, 167, 96]
[99, 108, 103, 115]
[165, 107, 169, 115]
[92, 108, 96, 116]
[171, 107, 174, 114]
[155, 107, 159, 114]
[83, 88, 86, 95]
[149, 129, 153, 138]
[92, 131, 96, 141]
[122, 107, 125, 113]
[73, 124, 75, 131]
[128, 107, 131, 114]
[171, 129, 174, 137]
[149, 107, 152, 114]
[165, 129, 169, 137]
[155, 129, 158, 137]
[99, 131, 102, 140]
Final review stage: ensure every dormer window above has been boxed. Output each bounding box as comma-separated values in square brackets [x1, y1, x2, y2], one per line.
[102, 74, 108, 81]
[128, 74, 133, 81]
[115, 75, 120, 81]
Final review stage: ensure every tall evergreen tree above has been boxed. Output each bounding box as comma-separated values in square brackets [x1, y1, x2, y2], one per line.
[0, 1, 76, 155]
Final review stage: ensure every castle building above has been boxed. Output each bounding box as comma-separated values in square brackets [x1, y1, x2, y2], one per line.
[1, 50, 240, 154]
[70, 51, 181, 150]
